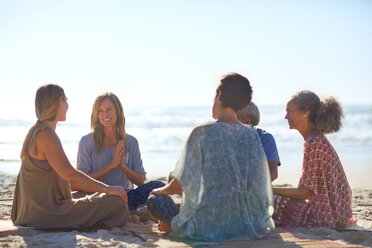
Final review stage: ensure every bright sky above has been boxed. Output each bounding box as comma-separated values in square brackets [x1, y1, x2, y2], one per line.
[0, 0, 371, 122]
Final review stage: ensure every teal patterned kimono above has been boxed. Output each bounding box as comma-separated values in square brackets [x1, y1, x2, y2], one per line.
[170, 122, 274, 241]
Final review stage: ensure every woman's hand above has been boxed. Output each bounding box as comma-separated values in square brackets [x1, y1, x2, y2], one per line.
[273, 185, 310, 200]
[86, 140, 125, 180]
[150, 179, 182, 196]
[106, 185, 128, 203]
[110, 140, 125, 169]
[150, 185, 169, 195]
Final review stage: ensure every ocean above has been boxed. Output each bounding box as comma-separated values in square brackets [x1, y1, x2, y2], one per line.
[1, 105, 371, 188]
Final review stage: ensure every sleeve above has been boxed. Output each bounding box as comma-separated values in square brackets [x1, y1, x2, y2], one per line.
[127, 136, 146, 176]
[170, 127, 204, 232]
[76, 135, 93, 174]
[171, 127, 203, 200]
[260, 133, 281, 165]
[298, 141, 327, 196]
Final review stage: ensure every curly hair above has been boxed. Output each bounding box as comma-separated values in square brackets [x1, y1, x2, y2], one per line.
[216, 73, 253, 112]
[290, 90, 343, 134]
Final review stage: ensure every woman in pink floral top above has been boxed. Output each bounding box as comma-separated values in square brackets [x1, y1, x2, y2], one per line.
[272, 90, 354, 228]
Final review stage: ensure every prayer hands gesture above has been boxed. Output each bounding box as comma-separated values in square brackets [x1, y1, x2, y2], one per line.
[110, 140, 125, 169]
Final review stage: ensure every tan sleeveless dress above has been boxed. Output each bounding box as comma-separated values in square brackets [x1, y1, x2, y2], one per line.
[11, 133, 129, 228]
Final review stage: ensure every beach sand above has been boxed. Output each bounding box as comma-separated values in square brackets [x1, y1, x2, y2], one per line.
[1, 174, 371, 247]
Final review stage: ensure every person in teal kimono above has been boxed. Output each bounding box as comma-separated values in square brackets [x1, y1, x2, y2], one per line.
[147, 73, 275, 241]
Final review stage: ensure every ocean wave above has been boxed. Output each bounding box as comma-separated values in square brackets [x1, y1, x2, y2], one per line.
[0, 141, 22, 145]
[1, 105, 371, 159]
[0, 118, 32, 127]
[0, 159, 20, 162]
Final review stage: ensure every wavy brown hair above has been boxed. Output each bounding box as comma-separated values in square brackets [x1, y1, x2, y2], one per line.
[91, 92, 126, 153]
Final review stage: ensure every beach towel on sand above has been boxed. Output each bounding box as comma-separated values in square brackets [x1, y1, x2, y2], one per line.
[11, 156, 128, 229]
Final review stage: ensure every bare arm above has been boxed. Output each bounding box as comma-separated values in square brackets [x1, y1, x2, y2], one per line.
[118, 140, 145, 186]
[151, 178, 182, 195]
[86, 140, 125, 180]
[120, 163, 145, 186]
[268, 161, 278, 182]
[37, 129, 128, 202]
[87, 165, 116, 180]
[272, 185, 310, 200]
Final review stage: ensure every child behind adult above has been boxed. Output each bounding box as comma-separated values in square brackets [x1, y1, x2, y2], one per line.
[12, 84, 129, 229]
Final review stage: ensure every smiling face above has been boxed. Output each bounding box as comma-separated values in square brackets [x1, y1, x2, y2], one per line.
[285, 101, 307, 131]
[98, 98, 117, 128]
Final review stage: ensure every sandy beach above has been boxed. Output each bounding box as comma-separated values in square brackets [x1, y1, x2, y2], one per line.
[1, 173, 371, 248]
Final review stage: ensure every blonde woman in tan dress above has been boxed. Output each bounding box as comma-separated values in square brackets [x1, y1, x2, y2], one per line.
[11, 84, 129, 229]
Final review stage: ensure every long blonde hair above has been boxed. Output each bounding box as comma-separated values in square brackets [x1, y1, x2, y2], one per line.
[91, 92, 126, 153]
[20, 84, 66, 159]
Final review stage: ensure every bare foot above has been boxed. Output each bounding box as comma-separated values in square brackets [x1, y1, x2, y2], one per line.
[137, 205, 158, 223]
[157, 220, 172, 233]
[129, 215, 140, 223]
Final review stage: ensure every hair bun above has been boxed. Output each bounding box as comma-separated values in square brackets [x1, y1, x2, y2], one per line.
[315, 96, 344, 134]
